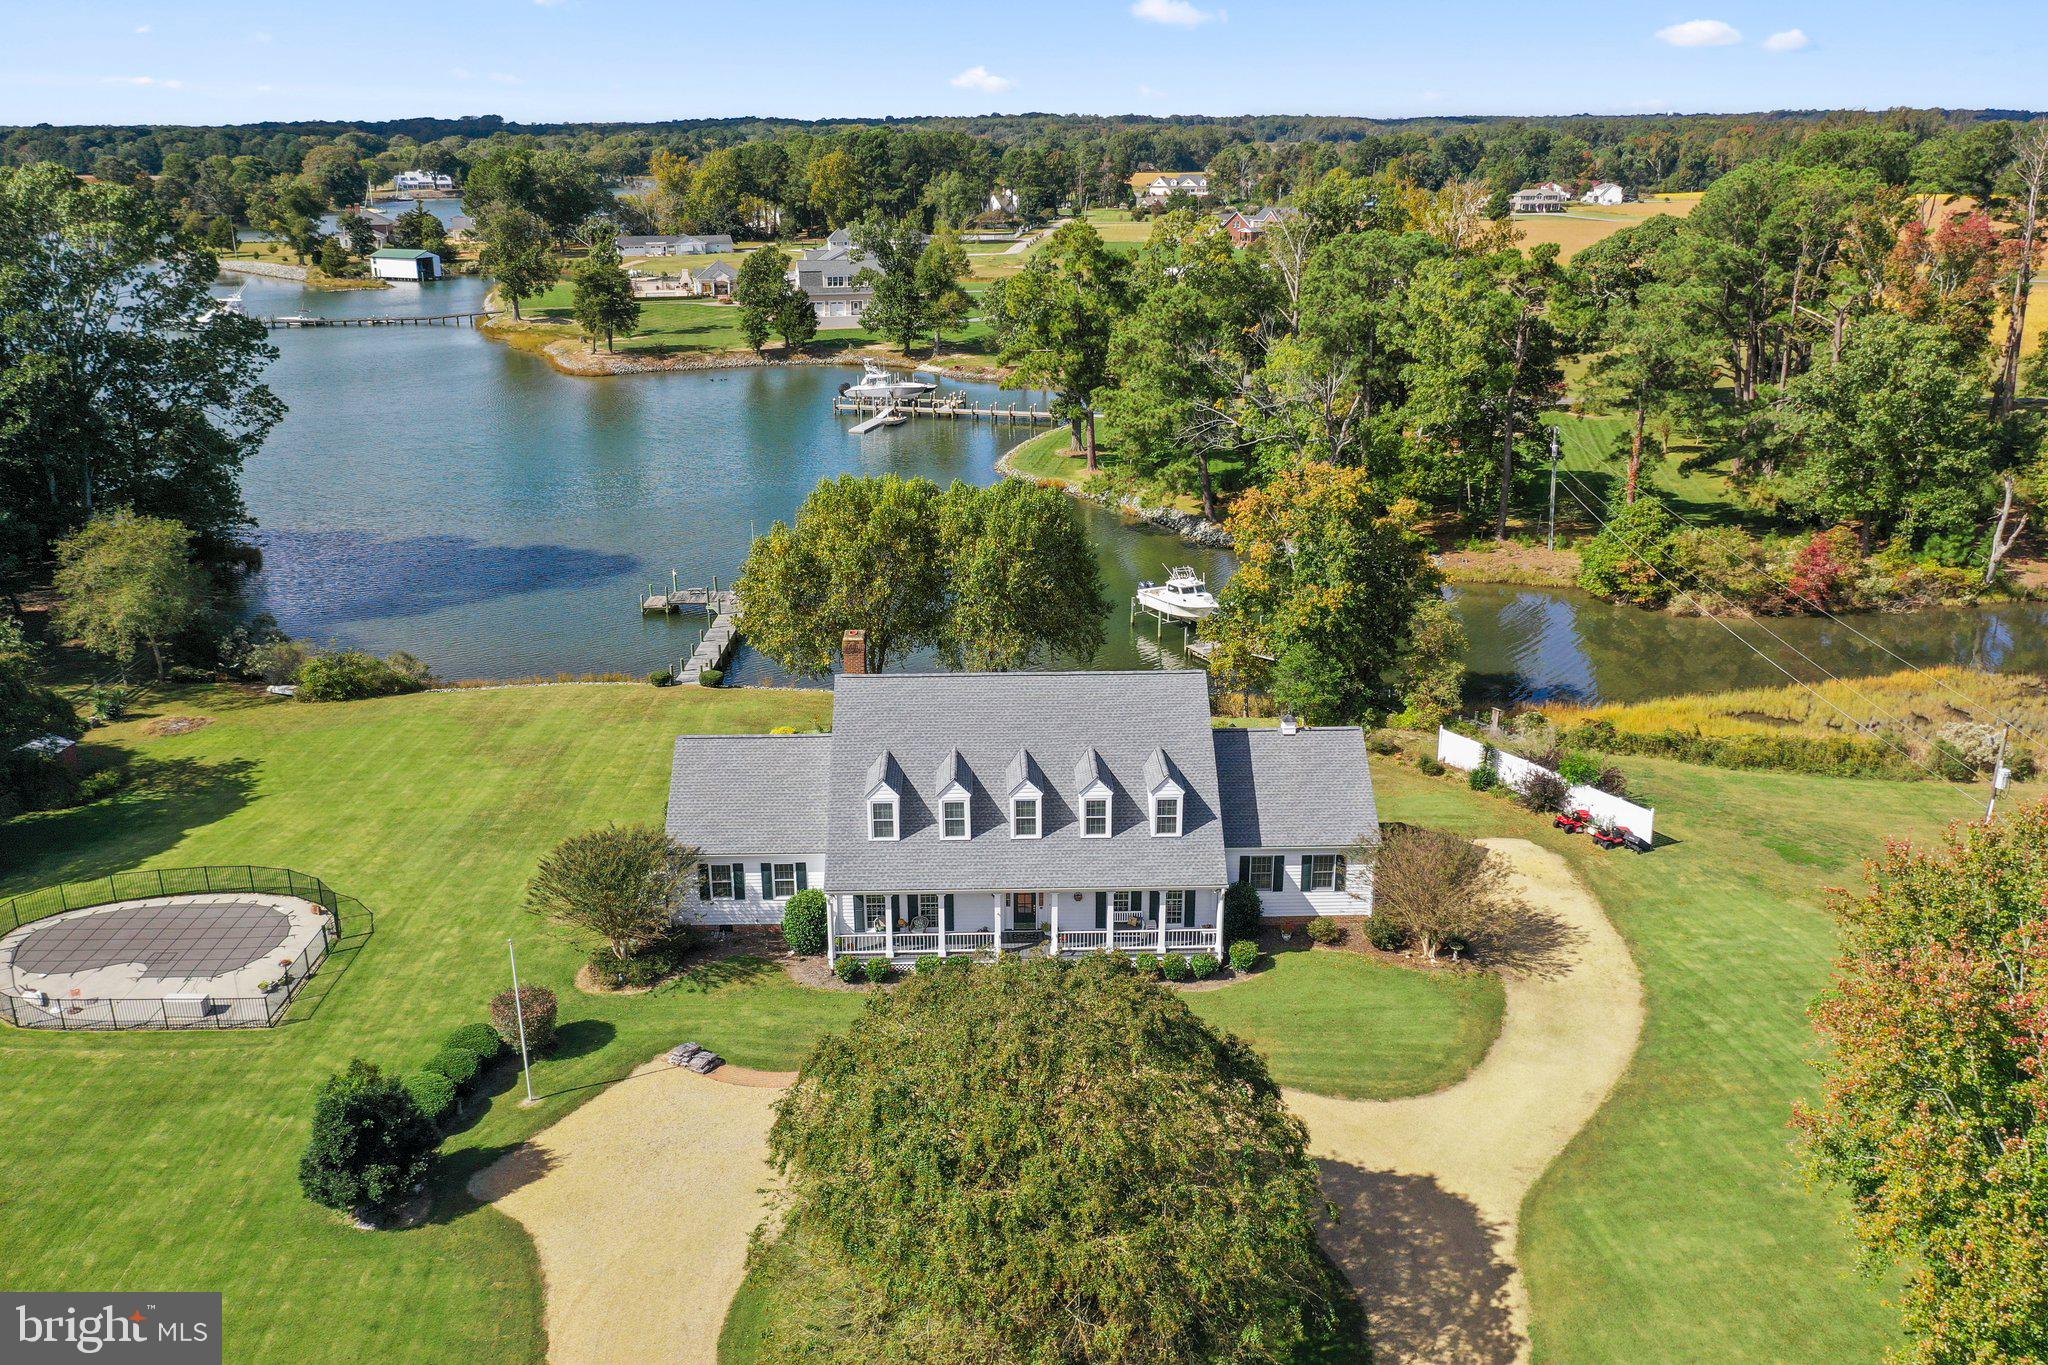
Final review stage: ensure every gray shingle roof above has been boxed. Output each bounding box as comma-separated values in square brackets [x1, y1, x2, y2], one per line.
[825, 671, 1229, 892]
[667, 733, 831, 852]
[1211, 726, 1379, 850]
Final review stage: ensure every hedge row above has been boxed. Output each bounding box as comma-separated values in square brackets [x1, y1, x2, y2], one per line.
[1564, 720, 1923, 781]
[405, 1023, 506, 1124]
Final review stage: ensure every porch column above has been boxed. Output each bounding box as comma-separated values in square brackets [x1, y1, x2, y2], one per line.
[938, 897, 948, 958]
[1215, 888, 1226, 957]
[884, 898, 894, 960]
[993, 894, 1004, 956]
[827, 898, 838, 968]
[1050, 895, 1061, 958]
[1157, 898, 1167, 956]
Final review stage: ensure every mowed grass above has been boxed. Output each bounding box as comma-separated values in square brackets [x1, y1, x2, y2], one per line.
[520, 286, 999, 364]
[0, 682, 1503, 1363]
[0, 683, 858, 1365]
[1187, 948, 1504, 1100]
[1512, 198, 1693, 260]
[1371, 749, 2034, 1361]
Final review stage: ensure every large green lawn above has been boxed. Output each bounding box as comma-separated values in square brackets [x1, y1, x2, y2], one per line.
[1188, 948, 1503, 1100]
[0, 683, 1498, 1363]
[520, 288, 999, 363]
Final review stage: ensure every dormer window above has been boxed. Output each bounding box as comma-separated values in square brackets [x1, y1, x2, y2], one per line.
[1012, 795, 1040, 839]
[942, 799, 968, 839]
[1083, 796, 1109, 837]
[1152, 794, 1180, 836]
[869, 799, 897, 840]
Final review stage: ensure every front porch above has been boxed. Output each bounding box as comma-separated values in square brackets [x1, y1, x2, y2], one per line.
[827, 889, 1225, 964]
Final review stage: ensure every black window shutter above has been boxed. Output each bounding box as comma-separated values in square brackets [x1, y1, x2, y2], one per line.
[1095, 891, 1107, 928]
[730, 864, 745, 895]
[943, 894, 954, 930]
[795, 863, 808, 891]
[1334, 856, 1347, 891]
[759, 863, 771, 895]
[1148, 890, 1160, 919]
[1186, 891, 1197, 925]
[1236, 856, 1248, 885]
[698, 865, 710, 901]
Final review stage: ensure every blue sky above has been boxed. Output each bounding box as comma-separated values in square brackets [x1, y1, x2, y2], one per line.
[2, 2, 2040, 126]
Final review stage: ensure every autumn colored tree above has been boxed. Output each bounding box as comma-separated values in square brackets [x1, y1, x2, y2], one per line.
[1796, 803, 2048, 1363]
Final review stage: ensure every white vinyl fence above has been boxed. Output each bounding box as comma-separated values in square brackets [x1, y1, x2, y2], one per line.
[1436, 728, 1657, 843]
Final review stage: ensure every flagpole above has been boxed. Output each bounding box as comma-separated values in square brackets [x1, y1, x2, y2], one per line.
[507, 937, 535, 1105]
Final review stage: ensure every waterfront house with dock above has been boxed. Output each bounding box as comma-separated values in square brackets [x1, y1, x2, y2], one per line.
[665, 670, 1377, 962]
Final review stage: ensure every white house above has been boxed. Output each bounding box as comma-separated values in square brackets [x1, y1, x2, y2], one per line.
[787, 228, 880, 327]
[617, 234, 737, 257]
[367, 248, 442, 281]
[390, 169, 454, 193]
[1581, 181, 1628, 205]
[1509, 184, 1571, 214]
[1134, 171, 1210, 200]
[665, 670, 1379, 963]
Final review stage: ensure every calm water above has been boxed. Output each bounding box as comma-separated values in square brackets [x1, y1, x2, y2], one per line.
[224, 274, 2048, 700]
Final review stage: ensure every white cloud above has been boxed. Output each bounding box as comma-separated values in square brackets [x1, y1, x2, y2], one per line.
[1131, 0, 1220, 27]
[488, 72, 520, 84]
[133, 23, 151, 33]
[1137, 84, 1166, 98]
[105, 75, 184, 88]
[1655, 18, 1742, 46]
[251, 30, 273, 44]
[450, 65, 473, 80]
[950, 65, 1014, 94]
[1763, 28, 1810, 52]
[534, 0, 568, 7]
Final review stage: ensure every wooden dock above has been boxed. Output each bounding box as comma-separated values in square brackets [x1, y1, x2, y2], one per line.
[257, 311, 498, 329]
[640, 577, 742, 684]
[833, 395, 1055, 424]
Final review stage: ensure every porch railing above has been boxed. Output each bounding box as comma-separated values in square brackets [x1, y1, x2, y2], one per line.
[1165, 929, 1213, 951]
[944, 931, 993, 953]
[1111, 929, 1157, 951]
[837, 932, 887, 955]
[896, 932, 942, 954]
[1055, 930, 1107, 953]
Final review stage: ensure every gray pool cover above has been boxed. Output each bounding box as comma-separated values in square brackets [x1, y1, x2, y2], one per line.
[13, 902, 293, 980]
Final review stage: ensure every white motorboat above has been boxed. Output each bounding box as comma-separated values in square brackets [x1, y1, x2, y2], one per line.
[200, 292, 243, 321]
[840, 361, 938, 403]
[1135, 567, 1219, 622]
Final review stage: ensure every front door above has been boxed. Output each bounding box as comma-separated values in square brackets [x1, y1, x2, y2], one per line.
[1010, 892, 1041, 931]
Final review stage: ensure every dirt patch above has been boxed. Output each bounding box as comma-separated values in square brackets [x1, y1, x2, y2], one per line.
[143, 716, 213, 738]
[1287, 839, 1643, 1364]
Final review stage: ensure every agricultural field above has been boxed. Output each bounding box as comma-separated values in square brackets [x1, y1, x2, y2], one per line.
[1511, 195, 1696, 259]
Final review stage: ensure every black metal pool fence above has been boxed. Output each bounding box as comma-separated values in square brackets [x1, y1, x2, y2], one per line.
[0, 865, 344, 1031]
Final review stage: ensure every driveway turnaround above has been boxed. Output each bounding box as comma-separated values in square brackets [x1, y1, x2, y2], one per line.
[469, 1062, 785, 1365]
[1288, 838, 1644, 1364]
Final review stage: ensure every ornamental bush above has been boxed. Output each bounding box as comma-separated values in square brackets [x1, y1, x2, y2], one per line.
[425, 1046, 479, 1088]
[490, 985, 558, 1054]
[1557, 752, 1601, 786]
[1515, 769, 1571, 814]
[1365, 915, 1412, 952]
[1305, 917, 1344, 946]
[1467, 757, 1499, 792]
[1129, 952, 1161, 978]
[861, 956, 892, 984]
[403, 1070, 457, 1125]
[446, 1023, 504, 1065]
[698, 668, 723, 687]
[1222, 881, 1263, 944]
[1188, 952, 1219, 980]
[298, 1060, 439, 1216]
[1418, 755, 1446, 776]
[296, 650, 429, 703]
[1161, 953, 1192, 982]
[767, 957, 1343, 1361]
[1228, 940, 1259, 972]
[781, 888, 829, 956]
[834, 955, 865, 984]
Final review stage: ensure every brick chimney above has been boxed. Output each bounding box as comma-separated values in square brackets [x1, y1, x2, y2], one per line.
[841, 629, 868, 675]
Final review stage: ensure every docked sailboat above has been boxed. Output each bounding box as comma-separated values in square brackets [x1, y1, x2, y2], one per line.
[1134, 567, 1219, 623]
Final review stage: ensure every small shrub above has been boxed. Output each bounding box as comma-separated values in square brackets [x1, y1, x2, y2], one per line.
[647, 670, 672, 687]
[246, 638, 317, 685]
[1228, 939, 1259, 972]
[1223, 881, 1263, 943]
[297, 651, 428, 703]
[1367, 733, 1401, 756]
[1161, 954, 1192, 982]
[1418, 755, 1446, 776]
[1931, 739, 1977, 783]
[425, 1046, 480, 1088]
[835, 955, 866, 984]
[1557, 752, 1601, 786]
[914, 955, 944, 974]
[491, 985, 557, 1053]
[1364, 915, 1411, 952]
[1305, 917, 1344, 946]
[861, 956, 892, 984]
[85, 682, 132, 724]
[1467, 758, 1499, 792]
[1130, 952, 1161, 978]
[298, 1060, 438, 1215]
[1593, 764, 1630, 797]
[1187, 952, 1219, 980]
[1515, 769, 1571, 814]
[698, 668, 723, 687]
[404, 1070, 457, 1125]
[781, 888, 828, 956]
[446, 1023, 504, 1065]
[583, 926, 697, 990]
[77, 768, 126, 803]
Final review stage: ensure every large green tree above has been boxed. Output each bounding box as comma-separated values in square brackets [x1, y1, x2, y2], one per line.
[768, 956, 1345, 1361]
[569, 225, 641, 353]
[1797, 802, 2048, 1364]
[988, 220, 1133, 465]
[461, 146, 607, 238]
[476, 206, 555, 320]
[1208, 461, 1438, 724]
[852, 216, 931, 354]
[525, 823, 697, 962]
[937, 480, 1108, 670]
[1, 162, 280, 584]
[51, 510, 208, 679]
[731, 244, 813, 354]
[914, 222, 971, 353]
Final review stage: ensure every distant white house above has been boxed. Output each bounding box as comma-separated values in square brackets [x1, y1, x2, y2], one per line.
[788, 228, 881, 327]
[391, 170, 456, 193]
[631, 261, 739, 299]
[1133, 171, 1210, 201]
[617, 234, 736, 257]
[1510, 184, 1571, 214]
[368, 248, 442, 282]
[987, 187, 1021, 215]
[1581, 182, 1629, 206]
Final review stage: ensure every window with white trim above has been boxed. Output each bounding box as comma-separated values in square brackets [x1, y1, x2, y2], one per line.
[1110, 890, 1140, 923]
[1152, 794, 1180, 836]
[1011, 796, 1039, 838]
[1083, 796, 1109, 837]
[942, 800, 968, 839]
[1245, 855, 1282, 892]
[707, 865, 738, 899]
[1165, 890, 1193, 926]
[1303, 854, 1347, 892]
[910, 894, 940, 930]
[770, 864, 798, 899]
[861, 894, 888, 931]
[870, 800, 896, 840]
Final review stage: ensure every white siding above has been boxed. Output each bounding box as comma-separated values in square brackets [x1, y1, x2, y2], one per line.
[681, 853, 822, 926]
[1228, 848, 1374, 918]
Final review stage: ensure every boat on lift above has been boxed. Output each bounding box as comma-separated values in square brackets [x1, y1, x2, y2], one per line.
[200, 291, 244, 322]
[840, 361, 939, 403]
[1134, 567, 1220, 622]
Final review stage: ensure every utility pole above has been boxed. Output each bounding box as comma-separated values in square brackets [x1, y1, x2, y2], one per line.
[1985, 726, 2012, 825]
[1546, 426, 1561, 552]
[507, 937, 536, 1105]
